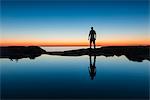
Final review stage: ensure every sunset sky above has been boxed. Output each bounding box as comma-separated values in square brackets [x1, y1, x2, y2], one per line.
[1, 0, 149, 46]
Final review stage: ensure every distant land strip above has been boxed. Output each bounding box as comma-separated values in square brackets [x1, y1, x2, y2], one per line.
[0, 46, 149, 62]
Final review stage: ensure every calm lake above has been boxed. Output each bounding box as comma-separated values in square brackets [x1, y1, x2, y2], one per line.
[1, 46, 149, 99]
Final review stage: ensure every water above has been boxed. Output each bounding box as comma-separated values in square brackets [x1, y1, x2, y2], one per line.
[41, 46, 94, 52]
[1, 47, 149, 99]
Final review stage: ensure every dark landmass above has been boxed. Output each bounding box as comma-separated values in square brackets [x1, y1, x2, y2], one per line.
[0, 46, 46, 60]
[47, 46, 150, 62]
[0, 46, 149, 62]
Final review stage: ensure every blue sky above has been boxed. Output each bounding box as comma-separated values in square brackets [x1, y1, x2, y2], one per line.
[1, 0, 149, 46]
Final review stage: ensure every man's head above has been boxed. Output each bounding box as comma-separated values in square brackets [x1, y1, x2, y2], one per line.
[91, 27, 93, 30]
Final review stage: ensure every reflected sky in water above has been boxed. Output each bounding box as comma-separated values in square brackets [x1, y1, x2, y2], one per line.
[1, 53, 149, 99]
[41, 46, 92, 52]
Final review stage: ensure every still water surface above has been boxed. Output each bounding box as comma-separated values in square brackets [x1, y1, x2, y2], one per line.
[41, 46, 91, 52]
[1, 47, 149, 99]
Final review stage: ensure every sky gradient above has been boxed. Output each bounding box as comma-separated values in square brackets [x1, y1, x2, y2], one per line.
[1, 0, 149, 46]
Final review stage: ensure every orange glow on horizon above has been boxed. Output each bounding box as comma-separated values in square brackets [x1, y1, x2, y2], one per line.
[1, 32, 149, 46]
[1, 39, 150, 46]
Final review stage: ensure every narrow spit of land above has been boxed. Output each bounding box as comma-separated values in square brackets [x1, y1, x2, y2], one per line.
[0, 46, 149, 62]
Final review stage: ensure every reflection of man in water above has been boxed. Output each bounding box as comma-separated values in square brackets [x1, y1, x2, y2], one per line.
[89, 55, 96, 80]
[88, 27, 96, 49]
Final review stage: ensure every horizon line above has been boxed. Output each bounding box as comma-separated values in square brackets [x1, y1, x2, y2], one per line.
[0, 44, 150, 47]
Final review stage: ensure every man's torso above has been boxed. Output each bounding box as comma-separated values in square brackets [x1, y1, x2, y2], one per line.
[90, 30, 96, 40]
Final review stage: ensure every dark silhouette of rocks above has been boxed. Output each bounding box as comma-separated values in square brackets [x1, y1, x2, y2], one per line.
[0, 46, 149, 62]
[0, 46, 46, 60]
[47, 46, 150, 62]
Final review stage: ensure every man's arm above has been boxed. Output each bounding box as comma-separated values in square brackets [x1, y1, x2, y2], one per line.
[94, 31, 96, 40]
[88, 33, 91, 40]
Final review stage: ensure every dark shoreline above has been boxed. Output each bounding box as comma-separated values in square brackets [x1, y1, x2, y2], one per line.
[0, 46, 46, 60]
[0, 46, 149, 62]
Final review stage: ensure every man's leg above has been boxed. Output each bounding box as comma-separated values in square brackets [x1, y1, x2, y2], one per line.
[90, 40, 92, 48]
[93, 40, 96, 49]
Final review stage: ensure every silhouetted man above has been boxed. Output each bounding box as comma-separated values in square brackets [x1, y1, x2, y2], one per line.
[89, 55, 96, 80]
[88, 27, 96, 49]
